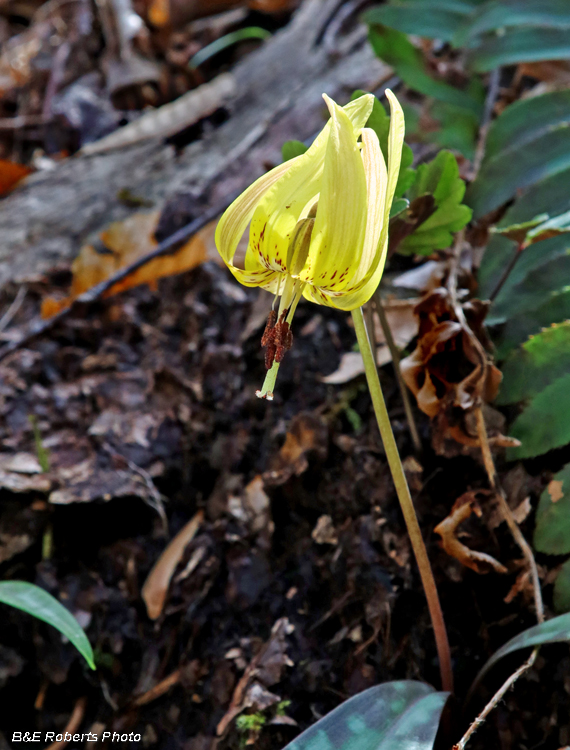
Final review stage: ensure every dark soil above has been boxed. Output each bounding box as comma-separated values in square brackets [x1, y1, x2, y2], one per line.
[0, 263, 568, 750]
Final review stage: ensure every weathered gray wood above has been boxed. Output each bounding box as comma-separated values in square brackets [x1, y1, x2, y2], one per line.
[0, 0, 390, 288]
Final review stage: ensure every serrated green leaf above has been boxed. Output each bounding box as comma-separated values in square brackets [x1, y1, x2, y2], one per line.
[0, 581, 95, 669]
[467, 27, 570, 72]
[507, 372, 570, 459]
[497, 322, 570, 404]
[492, 215, 549, 245]
[282, 140, 308, 162]
[367, 26, 483, 115]
[534, 463, 570, 555]
[476, 612, 570, 685]
[454, 0, 570, 47]
[554, 559, 570, 613]
[283, 681, 448, 750]
[398, 151, 472, 254]
[352, 91, 416, 198]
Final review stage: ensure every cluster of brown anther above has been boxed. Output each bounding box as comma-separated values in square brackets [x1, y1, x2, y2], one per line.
[261, 309, 293, 369]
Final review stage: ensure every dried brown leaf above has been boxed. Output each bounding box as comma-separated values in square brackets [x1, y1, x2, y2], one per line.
[141, 510, 204, 619]
[435, 492, 507, 575]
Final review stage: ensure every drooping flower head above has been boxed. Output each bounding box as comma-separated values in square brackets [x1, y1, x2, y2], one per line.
[215, 91, 405, 398]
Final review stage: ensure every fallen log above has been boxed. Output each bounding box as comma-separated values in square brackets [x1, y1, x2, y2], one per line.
[0, 0, 390, 288]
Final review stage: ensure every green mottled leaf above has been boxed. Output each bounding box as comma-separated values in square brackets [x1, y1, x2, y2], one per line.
[367, 26, 482, 115]
[283, 681, 448, 750]
[467, 124, 570, 218]
[507, 372, 570, 459]
[0, 581, 95, 669]
[476, 612, 570, 684]
[495, 288, 570, 357]
[554, 559, 570, 613]
[398, 151, 472, 254]
[534, 463, 570, 555]
[497, 322, 570, 404]
[454, 0, 570, 47]
[352, 91, 416, 198]
[282, 140, 307, 162]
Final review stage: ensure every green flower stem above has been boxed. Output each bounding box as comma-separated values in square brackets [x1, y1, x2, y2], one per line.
[351, 307, 453, 693]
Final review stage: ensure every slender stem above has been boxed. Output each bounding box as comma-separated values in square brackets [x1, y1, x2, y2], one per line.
[488, 242, 524, 303]
[352, 307, 453, 692]
[373, 291, 422, 454]
[454, 648, 537, 750]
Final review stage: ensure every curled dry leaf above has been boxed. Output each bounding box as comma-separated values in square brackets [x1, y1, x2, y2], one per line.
[141, 510, 204, 619]
[435, 491, 507, 575]
[41, 213, 222, 318]
[400, 288, 508, 453]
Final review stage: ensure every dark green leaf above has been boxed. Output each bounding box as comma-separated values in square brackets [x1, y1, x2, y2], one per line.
[485, 90, 570, 161]
[507, 372, 570, 459]
[489, 235, 570, 324]
[467, 123, 570, 218]
[534, 462, 570, 555]
[283, 681, 448, 750]
[429, 101, 479, 159]
[476, 612, 570, 684]
[467, 27, 570, 72]
[363, 3, 469, 42]
[367, 26, 483, 115]
[495, 288, 570, 357]
[0, 581, 95, 669]
[390, 198, 409, 218]
[554, 559, 570, 613]
[499, 167, 570, 228]
[398, 151, 472, 254]
[497, 322, 570, 404]
[454, 0, 570, 47]
[282, 140, 307, 162]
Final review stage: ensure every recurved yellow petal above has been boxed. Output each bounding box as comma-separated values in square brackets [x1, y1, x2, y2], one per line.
[300, 95, 368, 289]
[215, 158, 296, 268]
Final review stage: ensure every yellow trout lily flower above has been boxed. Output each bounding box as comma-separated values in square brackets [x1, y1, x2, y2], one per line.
[215, 90, 405, 398]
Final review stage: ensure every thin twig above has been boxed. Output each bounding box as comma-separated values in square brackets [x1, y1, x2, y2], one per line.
[0, 193, 238, 365]
[471, 68, 501, 179]
[454, 409, 545, 749]
[0, 285, 26, 332]
[372, 290, 422, 454]
[474, 408, 544, 624]
[488, 241, 524, 303]
[453, 648, 537, 750]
